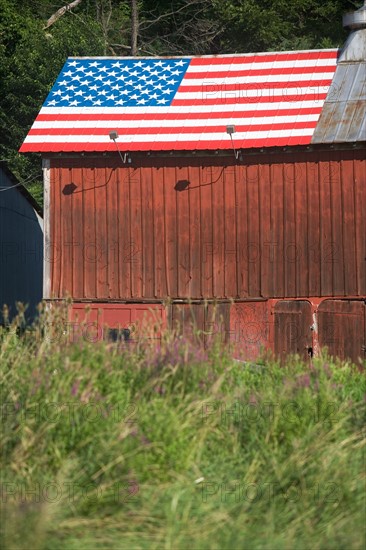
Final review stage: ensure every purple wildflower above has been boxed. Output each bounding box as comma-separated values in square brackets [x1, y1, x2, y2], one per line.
[71, 380, 80, 396]
[296, 374, 311, 388]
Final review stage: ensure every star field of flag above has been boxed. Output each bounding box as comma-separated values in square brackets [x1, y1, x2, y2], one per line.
[45, 58, 190, 107]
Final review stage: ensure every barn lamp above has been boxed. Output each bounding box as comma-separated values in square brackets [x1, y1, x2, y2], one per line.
[226, 125, 242, 161]
[109, 131, 131, 164]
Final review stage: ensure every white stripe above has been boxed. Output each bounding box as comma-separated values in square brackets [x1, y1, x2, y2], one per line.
[175, 86, 330, 100]
[39, 99, 327, 115]
[24, 128, 314, 144]
[183, 72, 335, 85]
[185, 60, 336, 73]
[32, 114, 320, 129]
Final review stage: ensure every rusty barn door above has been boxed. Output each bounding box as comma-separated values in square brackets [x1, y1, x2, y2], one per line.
[318, 300, 366, 364]
[274, 301, 313, 361]
[169, 303, 230, 348]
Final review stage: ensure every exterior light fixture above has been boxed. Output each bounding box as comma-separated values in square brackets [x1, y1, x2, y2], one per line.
[109, 130, 131, 164]
[226, 125, 242, 161]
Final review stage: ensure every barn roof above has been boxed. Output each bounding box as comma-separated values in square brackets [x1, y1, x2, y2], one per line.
[20, 49, 341, 153]
[312, 3, 366, 144]
[0, 162, 43, 217]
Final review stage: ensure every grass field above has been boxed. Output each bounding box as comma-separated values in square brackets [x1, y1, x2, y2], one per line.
[1, 306, 365, 549]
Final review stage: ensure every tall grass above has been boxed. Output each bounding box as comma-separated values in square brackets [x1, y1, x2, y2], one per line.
[1, 304, 365, 549]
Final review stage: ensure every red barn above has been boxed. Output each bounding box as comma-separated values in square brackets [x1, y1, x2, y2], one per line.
[20, 6, 366, 363]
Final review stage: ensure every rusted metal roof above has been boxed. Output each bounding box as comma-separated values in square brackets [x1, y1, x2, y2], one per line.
[312, 3, 366, 144]
[311, 62, 366, 143]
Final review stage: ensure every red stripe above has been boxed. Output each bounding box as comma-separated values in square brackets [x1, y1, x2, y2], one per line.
[184, 66, 336, 79]
[28, 121, 317, 136]
[172, 92, 328, 105]
[189, 51, 338, 65]
[179, 79, 332, 93]
[19, 134, 312, 153]
[36, 107, 322, 121]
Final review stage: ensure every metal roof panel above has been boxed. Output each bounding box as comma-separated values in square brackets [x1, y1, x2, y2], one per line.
[19, 50, 344, 153]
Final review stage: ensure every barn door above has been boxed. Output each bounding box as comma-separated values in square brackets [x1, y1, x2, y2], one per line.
[274, 300, 313, 361]
[169, 303, 230, 348]
[318, 300, 366, 365]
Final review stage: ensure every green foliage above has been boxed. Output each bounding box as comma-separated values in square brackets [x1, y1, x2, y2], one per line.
[212, 0, 360, 53]
[0, 310, 365, 549]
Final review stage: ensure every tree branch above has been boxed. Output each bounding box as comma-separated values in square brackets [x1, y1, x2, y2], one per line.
[43, 0, 83, 29]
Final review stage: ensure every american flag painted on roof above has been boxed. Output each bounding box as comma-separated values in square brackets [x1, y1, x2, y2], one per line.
[19, 50, 338, 153]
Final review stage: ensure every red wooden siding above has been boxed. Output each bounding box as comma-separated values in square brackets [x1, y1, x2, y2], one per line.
[318, 300, 366, 364]
[274, 300, 313, 362]
[48, 148, 365, 301]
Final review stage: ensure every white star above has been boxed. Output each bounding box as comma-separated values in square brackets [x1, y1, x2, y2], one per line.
[47, 99, 58, 106]
[89, 61, 101, 67]
[155, 60, 164, 67]
[111, 84, 121, 90]
[120, 90, 129, 95]
[155, 83, 163, 90]
[80, 79, 90, 86]
[107, 94, 115, 100]
[149, 92, 158, 99]
[95, 75, 104, 81]
[98, 89, 107, 96]
[157, 98, 168, 104]
[135, 84, 143, 90]
[98, 66, 108, 72]
[163, 88, 173, 94]
[84, 71, 95, 77]
[61, 94, 70, 101]
[171, 70, 182, 76]
[64, 70, 73, 77]
[140, 88, 151, 95]
[75, 90, 84, 96]
[69, 60, 79, 67]
[165, 65, 173, 71]
[53, 90, 62, 96]
[150, 70, 159, 76]
[73, 75, 81, 81]
[115, 99, 125, 105]
[76, 66, 86, 72]
[69, 100, 79, 106]
[85, 94, 94, 100]
[130, 70, 139, 77]
[146, 79, 155, 85]
[116, 75, 126, 81]
[108, 71, 117, 77]
[130, 93, 138, 100]
[126, 79, 134, 85]
[137, 98, 147, 104]
[167, 79, 177, 85]
[93, 99, 102, 105]
[58, 80, 68, 86]
[90, 85, 99, 91]
[112, 61, 121, 68]
[160, 74, 168, 80]
[104, 79, 112, 86]
[134, 60, 145, 67]
[175, 60, 186, 66]
[66, 85, 76, 90]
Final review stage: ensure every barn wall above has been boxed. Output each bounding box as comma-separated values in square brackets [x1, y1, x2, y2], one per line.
[48, 148, 365, 301]
[0, 167, 43, 322]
